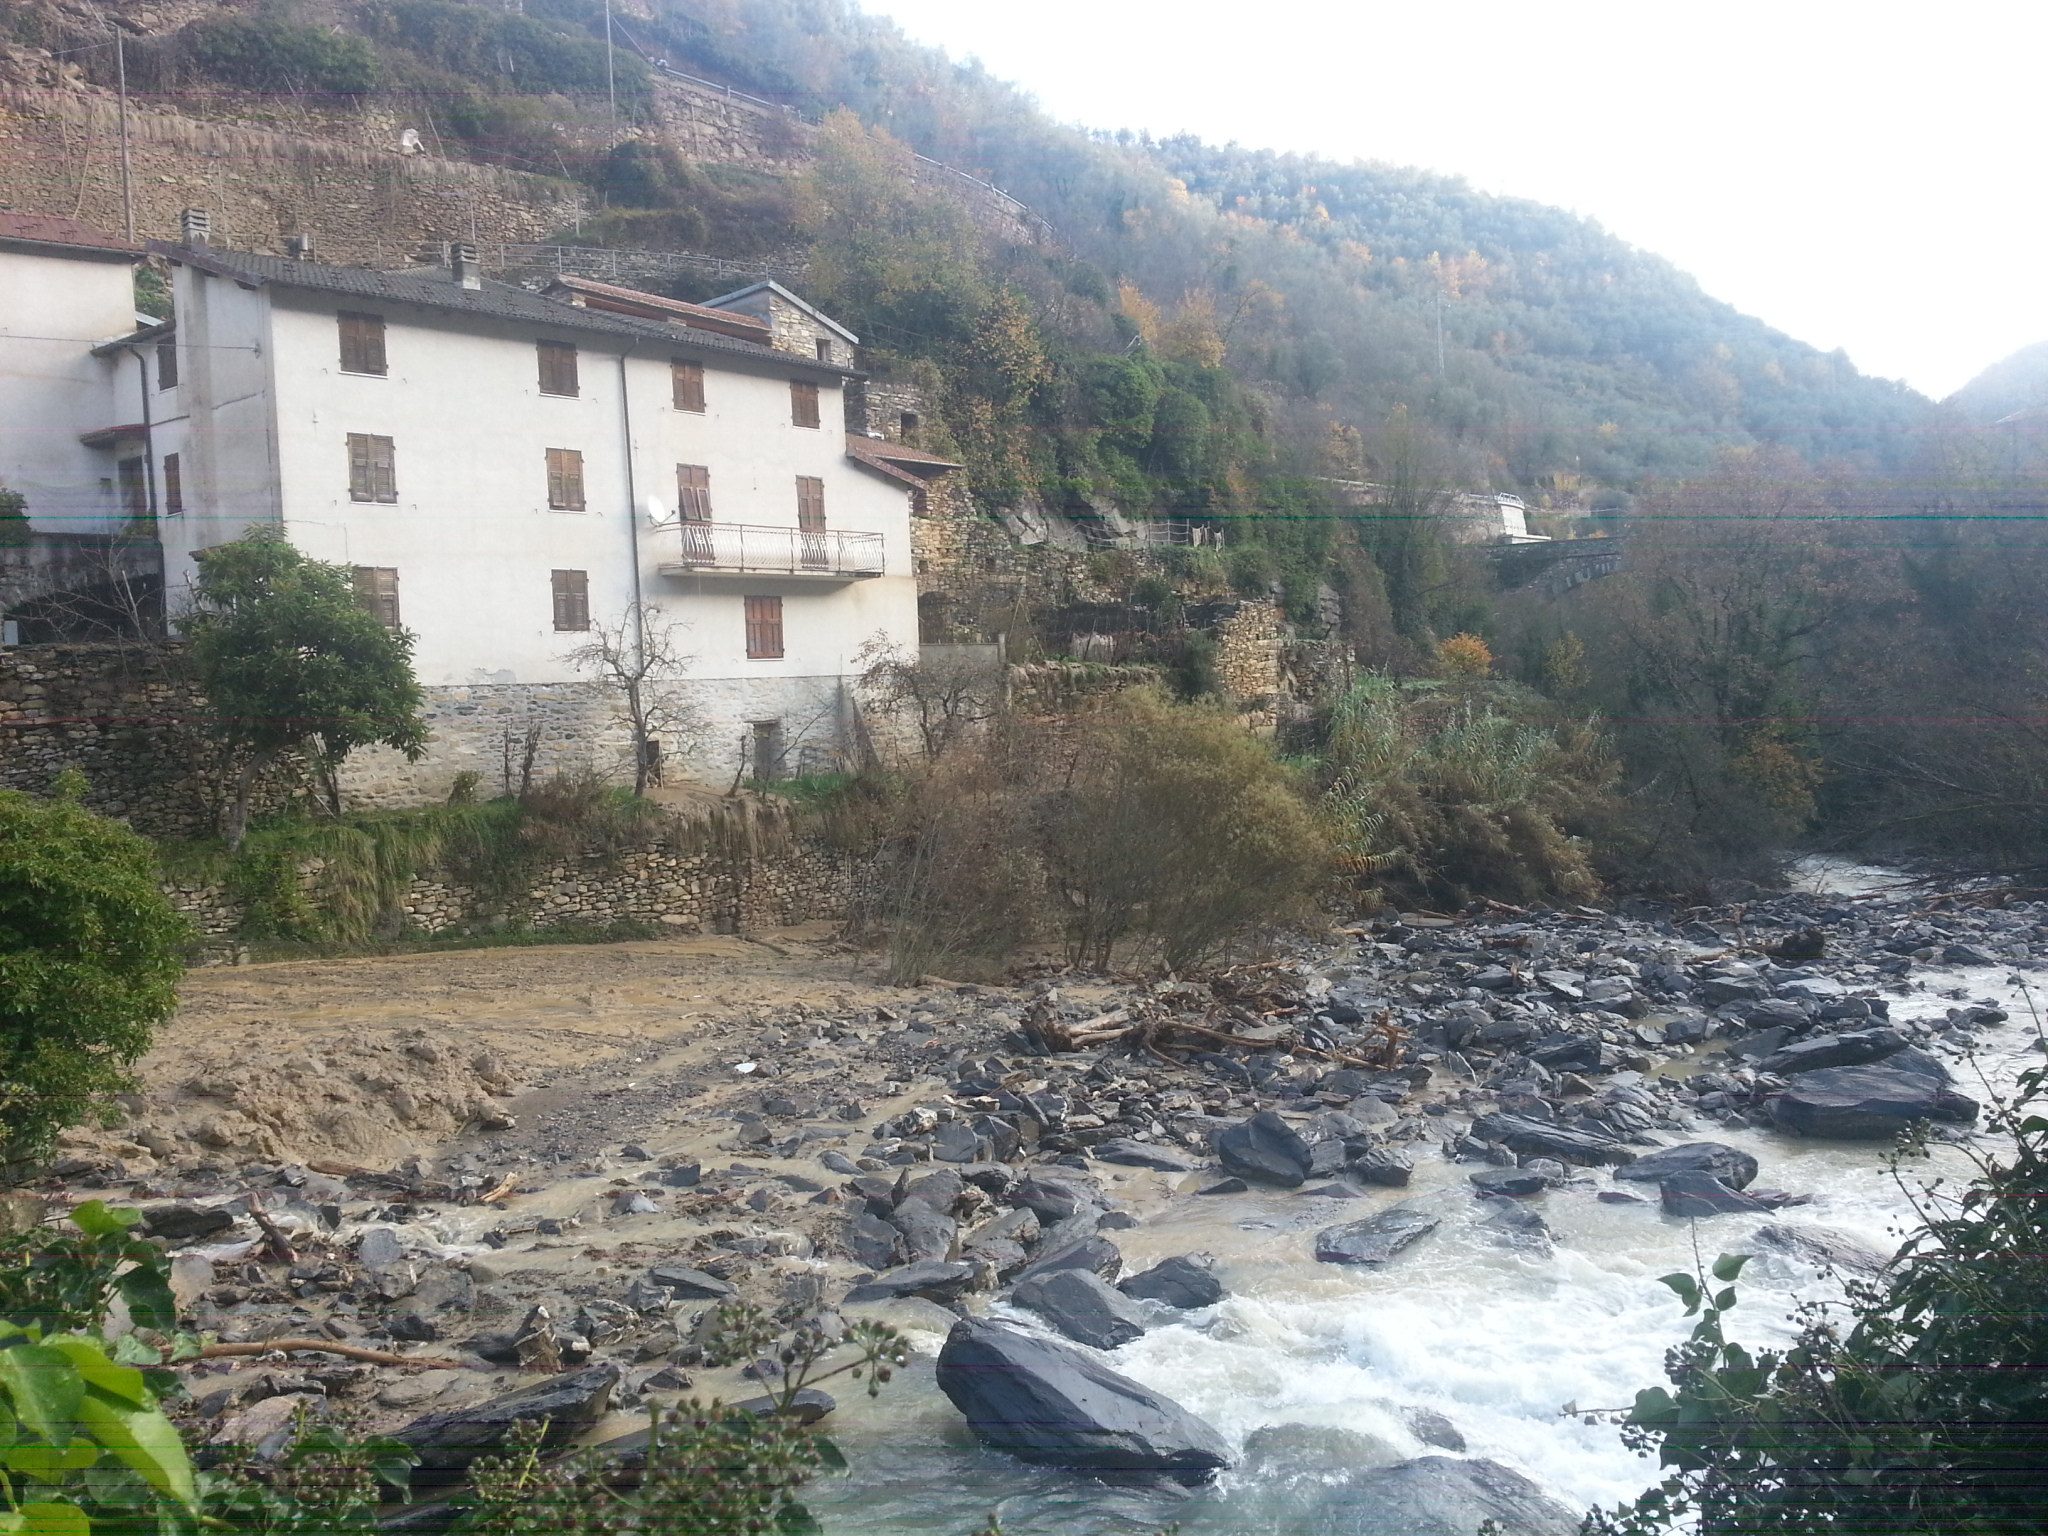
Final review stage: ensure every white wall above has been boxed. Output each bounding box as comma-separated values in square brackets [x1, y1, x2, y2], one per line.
[0, 247, 139, 535]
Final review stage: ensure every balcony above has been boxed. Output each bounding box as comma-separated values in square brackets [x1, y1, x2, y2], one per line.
[656, 520, 885, 583]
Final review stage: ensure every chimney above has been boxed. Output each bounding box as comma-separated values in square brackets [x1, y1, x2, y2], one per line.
[451, 242, 481, 290]
[180, 207, 211, 246]
[284, 233, 315, 262]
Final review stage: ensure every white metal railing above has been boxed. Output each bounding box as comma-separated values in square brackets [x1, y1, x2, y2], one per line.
[667, 520, 884, 577]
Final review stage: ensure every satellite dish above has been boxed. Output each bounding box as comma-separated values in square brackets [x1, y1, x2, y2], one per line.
[645, 494, 673, 527]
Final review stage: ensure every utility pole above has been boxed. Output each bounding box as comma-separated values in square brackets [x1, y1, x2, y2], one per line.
[603, 0, 619, 150]
[111, 19, 134, 242]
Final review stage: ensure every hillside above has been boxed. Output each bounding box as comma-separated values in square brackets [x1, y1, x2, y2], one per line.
[1944, 340, 2048, 425]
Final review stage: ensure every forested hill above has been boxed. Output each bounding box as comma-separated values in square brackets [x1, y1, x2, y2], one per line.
[3, 0, 1934, 499]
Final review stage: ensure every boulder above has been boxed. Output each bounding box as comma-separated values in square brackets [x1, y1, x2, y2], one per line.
[1770, 1064, 1979, 1140]
[1009, 1176, 1098, 1224]
[141, 1202, 235, 1242]
[1093, 1138, 1207, 1173]
[1011, 1267, 1151, 1350]
[1469, 1167, 1551, 1197]
[1119, 1255, 1225, 1310]
[1477, 1197, 1554, 1253]
[1470, 1113, 1637, 1168]
[1741, 1222, 1887, 1275]
[1758, 1027, 1909, 1077]
[843, 1260, 976, 1304]
[1012, 1235, 1123, 1287]
[1658, 1171, 1771, 1218]
[934, 1318, 1231, 1481]
[846, 1212, 906, 1271]
[398, 1364, 619, 1486]
[1612, 1141, 1760, 1191]
[888, 1203, 958, 1263]
[1311, 1455, 1580, 1536]
[647, 1264, 736, 1301]
[1314, 1204, 1442, 1266]
[729, 1387, 836, 1423]
[1215, 1111, 1314, 1187]
[1348, 1148, 1414, 1187]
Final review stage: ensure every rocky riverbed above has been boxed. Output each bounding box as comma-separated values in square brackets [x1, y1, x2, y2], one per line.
[22, 874, 2048, 1534]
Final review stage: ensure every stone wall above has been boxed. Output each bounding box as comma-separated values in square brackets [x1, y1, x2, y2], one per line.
[162, 824, 852, 945]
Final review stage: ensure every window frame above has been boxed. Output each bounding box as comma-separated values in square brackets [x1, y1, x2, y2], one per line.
[744, 595, 784, 660]
[671, 359, 706, 412]
[162, 452, 183, 516]
[347, 433, 398, 503]
[352, 566, 400, 629]
[337, 311, 388, 377]
[537, 340, 580, 398]
[789, 379, 821, 429]
[551, 569, 590, 632]
[545, 447, 586, 511]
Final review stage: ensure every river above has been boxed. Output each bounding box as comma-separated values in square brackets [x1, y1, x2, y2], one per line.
[798, 863, 2042, 1534]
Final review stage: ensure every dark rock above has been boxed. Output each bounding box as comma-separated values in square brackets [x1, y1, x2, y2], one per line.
[1011, 1267, 1150, 1350]
[387, 1313, 440, 1342]
[1470, 1113, 1636, 1168]
[1010, 1176, 1096, 1224]
[1214, 1111, 1313, 1187]
[843, 1259, 976, 1304]
[1597, 1190, 1647, 1204]
[1742, 1222, 1887, 1275]
[659, 1161, 701, 1189]
[888, 1203, 958, 1263]
[1477, 1197, 1554, 1251]
[1698, 975, 1768, 1007]
[141, 1202, 234, 1241]
[1943, 944, 1997, 966]
[647, 1265, 736, 1301]
[1312, 1455, 1579, 1536]
[1529, 1035, 1620, 1074]
[1196, 1177, 1249, 1195]
[1118, 1255, 1224, 1310]
[1402, 1408, 1466, 1453]
[1469, 1166, 1550, 1197]
[1298, 1181, 1368, 1199]
[930, 1120, 981, 1163]
[1881, 1046, 1957, 1083]
[1612, 1142, 1760, 1191]
[1659, 1171, 1770, 1218]
[1746, 998, 1812, 1032]
[899, 1168, 965, 1210]
[846, 1211, 907, 1271]
[1013, 1235, 1122, 1287]
[729, 1387, 836, 1423]
[1348, 1148, 1414, 1187]
[934, 1317, 1231, 1480]
[1094, 1138, 1206, 1173]
[397, 1364, 619, 1486]
[1770, 1064, 1979, 1139]
[1314, 1204, 1442, 1266]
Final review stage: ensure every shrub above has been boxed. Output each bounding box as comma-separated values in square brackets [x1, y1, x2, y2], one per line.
[0, 483, 27, 547]
[1437, 631, 1493, 677]
[181, 14, 380, 94]
[0, 777, 186, 1172]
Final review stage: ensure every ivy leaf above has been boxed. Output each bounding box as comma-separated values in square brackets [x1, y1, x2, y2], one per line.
[774, 1501, 823, 1536]
[115, 1265, 179, 1338]
[812, 1436, 848, 1472]
[40, 1340, 151, 1409]
[1657, 1273, 1701, 1314]
[0, 1345, 87, 1445]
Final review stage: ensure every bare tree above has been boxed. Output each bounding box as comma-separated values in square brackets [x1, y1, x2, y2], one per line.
[565, 604, 701, 794]
[855, 635, 1005, 763]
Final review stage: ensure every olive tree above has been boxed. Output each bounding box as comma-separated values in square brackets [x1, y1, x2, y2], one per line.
[181, 530, 428, 846]
[0, 774, 187, 1173]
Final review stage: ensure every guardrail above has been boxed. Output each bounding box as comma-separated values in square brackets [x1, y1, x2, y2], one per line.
[663, 521, 884, 577]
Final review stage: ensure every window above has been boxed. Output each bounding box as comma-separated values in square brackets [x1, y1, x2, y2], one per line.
[162, 452, 183, 515]
[744, 595, 783, 659]
[795, 474, 827, 568]
[551, 569, 590, 631]
[789, 379, 820, 429]
[156, 339, 178, 390]
[538, 341, 579, 397]
[814, 338, 832, 363]
[347, 433, 397, 502]
[352, 566, 400, 628]
[545, 447, 585, 510]
[117, 458, 148, 521]
[676, 464, 711, 520]
[671, 359, 705, 412]
[338, 312, 387, 376]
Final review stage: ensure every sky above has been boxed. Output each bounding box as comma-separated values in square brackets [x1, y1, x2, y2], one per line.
[863, 0, 2046, 401]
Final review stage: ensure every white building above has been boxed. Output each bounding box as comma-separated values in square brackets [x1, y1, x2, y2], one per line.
[0, 213, 954, 797]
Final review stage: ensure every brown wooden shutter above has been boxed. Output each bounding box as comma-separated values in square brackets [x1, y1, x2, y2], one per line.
[338, 312, 387, 375]
[551, 569, 590, 631]
[671, 359, 706, 412]
[545, 448, 585, 510]
[795, 475, 825, 532]
[789, 379, 820, 428]
[156, 339, 178, 389]
[162, 452, 183, 515]
[348, 434, 396, 502]
[352, 566, 400, 628]
[538, 341, 579, 396]
[744, 595, 784, 659]
[676, 464, 711, 520]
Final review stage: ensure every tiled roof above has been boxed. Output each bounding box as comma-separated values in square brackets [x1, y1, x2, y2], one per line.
[847, 438, 950, 498]
[146, 243, 857, 377]
[0, 213, 142, 259]
[541, 274, 772, 341]
[860, 439, 962, 471]
[701, 279, 860, 345]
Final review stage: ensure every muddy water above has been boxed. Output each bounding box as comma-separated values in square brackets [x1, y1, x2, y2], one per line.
[806, 906, 2044, 1531]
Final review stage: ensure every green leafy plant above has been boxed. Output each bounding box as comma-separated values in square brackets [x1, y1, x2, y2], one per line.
[0, 780, 187, 1173]
[0, 486, 27, 550]
[0, 1201, 177, 1342]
